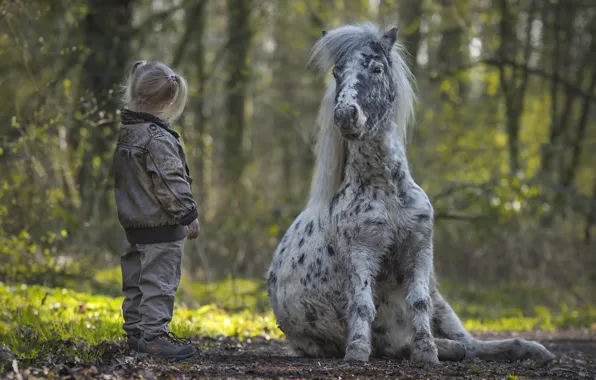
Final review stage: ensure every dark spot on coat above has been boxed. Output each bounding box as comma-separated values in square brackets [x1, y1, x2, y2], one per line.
[305, 221, 314, 236]
[356, 305, 372, 320]
[415, 213, 431, 222]
[327, 245, 335, 256]
[298, 238, 305, 248]
[364, 218, 384, 226]
[298, 254, 305, 264]
[414, 331, 431, 342]
[267, 273, 277, 287]
[412, 300, 428, 312]
[306, 310, 318, 324]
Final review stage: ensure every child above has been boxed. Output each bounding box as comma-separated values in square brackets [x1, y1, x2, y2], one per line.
[113, 60, 200, 360]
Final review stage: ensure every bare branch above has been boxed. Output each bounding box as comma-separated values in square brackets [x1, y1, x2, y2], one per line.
[434, 213, 497, 222]
[435, 58, 596, 105]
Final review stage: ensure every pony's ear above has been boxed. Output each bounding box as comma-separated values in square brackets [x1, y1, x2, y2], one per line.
[382, 27, 399, 48]
[321, 30, 328, 37]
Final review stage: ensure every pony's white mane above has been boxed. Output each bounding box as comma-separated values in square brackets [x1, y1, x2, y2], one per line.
[307, 22, 417, 208]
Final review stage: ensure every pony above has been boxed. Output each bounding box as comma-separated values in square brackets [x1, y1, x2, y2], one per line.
[266, 22, 556, 364]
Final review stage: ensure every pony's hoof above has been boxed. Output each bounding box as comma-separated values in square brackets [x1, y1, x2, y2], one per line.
[411, 351, 440, 365]
[436, 339, 466, 362]
[344, 342, 371, 363]
[411, 340, 440, 365]
[517, 339, 557, 364]
[536, 347, 556, 364]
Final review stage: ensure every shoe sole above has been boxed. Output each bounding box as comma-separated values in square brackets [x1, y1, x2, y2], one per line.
[167, 350, 197, 361]
[136, 344, 197, 360]
[149, 348, 196, 361]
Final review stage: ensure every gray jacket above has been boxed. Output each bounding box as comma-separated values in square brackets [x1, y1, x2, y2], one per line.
[113, 108, 198, 244]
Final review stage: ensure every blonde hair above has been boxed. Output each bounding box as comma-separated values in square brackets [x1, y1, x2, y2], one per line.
[120, 60, 188, 122]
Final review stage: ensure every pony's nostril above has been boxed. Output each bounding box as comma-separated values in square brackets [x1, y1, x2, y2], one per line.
[348, 105, 357, 119]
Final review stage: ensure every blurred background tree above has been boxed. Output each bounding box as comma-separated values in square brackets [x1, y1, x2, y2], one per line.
[1, 0, 595, 308]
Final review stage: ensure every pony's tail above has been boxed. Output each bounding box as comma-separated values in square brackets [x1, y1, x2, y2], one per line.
[307, 81, 346, 208]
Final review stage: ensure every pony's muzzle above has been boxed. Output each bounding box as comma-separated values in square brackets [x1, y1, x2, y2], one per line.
[334, 105, 358, 122]
[334, 105, 362, 139]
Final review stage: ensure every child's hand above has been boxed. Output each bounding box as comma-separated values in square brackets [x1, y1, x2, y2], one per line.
[187, 218, 200, 240]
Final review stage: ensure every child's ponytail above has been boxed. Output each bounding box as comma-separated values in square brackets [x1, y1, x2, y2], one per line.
[120, 61, 188, 122]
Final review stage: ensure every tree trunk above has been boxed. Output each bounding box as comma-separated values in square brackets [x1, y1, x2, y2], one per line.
[497, 0, 536, 178]
[222, 0, 253, 192]
[173, 1, 209, 278]
[273, 3, 295, 198]
[77, 0, 133, 223]
[437, 0, 467, 100]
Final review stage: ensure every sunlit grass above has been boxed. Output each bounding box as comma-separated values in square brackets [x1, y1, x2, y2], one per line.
[0, 282, 282, 359]
[1, 279, 595, 360]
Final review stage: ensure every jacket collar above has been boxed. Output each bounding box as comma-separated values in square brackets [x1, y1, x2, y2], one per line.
[120, 108, 180, 139]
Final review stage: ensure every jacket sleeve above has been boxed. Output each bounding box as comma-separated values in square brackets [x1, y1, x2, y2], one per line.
[145, 135, 198, 225]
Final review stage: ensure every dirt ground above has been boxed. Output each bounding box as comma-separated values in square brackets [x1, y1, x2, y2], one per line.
[3, 330, 595, 379]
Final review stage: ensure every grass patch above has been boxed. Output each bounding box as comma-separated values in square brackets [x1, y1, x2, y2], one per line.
[1, 278, 595, 362]
[0, 282, 281, 360]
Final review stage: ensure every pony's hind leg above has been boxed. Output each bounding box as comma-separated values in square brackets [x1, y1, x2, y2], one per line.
[432, 291, 556, 363]
[467, 337, 556, 362]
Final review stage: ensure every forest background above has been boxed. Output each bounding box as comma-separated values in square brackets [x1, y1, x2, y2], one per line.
[1, 0, 596, 363]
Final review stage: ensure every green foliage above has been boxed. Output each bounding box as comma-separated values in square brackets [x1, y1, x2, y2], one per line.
[0, 230, 86, 286]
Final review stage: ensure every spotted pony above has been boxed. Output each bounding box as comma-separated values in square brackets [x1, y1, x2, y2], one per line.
[266, 22, 555, 365]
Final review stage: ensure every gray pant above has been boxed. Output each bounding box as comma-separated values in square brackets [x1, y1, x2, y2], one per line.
[120, 239, 184, 339]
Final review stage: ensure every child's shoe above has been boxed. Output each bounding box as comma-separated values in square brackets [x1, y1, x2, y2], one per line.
[124, 330, 142, 352]
[137, 332, 196, 360]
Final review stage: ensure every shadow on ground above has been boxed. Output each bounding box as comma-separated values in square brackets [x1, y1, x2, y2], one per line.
[2, 330, 595, 379]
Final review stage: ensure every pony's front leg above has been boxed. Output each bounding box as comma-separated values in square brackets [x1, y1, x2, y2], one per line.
[405, 243, 440, 364]
[343, 249, 376, 362]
